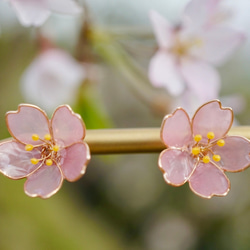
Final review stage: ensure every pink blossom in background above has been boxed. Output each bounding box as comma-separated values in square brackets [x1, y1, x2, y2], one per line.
[0, 104, 90, 198]
[159, 100, 250, 198]
[21, 49, 85, 114]
[5, 0, 82, 27]
[149, 0, 245, 107]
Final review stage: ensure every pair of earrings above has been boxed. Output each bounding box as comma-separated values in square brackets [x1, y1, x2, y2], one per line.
[0, 100, 249, 199]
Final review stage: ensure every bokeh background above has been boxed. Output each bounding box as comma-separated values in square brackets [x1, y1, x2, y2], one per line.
[1, 0, 250, 249]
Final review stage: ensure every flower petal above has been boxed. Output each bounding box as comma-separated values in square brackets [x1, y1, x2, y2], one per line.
[189, 27, 245, 66]
[213, 136, 250, 172]
[0, 140, 41, 179]
[6, 104, 50, 145]
[159, 149, 196, 186]
[189, 162, 230, 198]
[182, 0, 220, 28]
[179, 57, 220, 102]
[61, 142, 90, 182]
[9, 0, 50, 27]
[47, 0, 82, 14]
[51, 105, 85, 146]
[149, 10, 174, 49]
[192, 100, 233, 142]
[24, 164, 63, 198]
[149, 51, 185, 96]
[161, 108, 193, 147]
[21, 49, 85, 114]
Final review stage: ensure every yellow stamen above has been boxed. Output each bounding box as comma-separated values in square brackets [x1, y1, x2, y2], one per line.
[213, 155, 221, 162]
[192, 147, 200, 156]
[207, 132, 215, 140]
[202, 155, 210, 164]
[30, 158, 39, 165]
[217, 139, 225, 147]
[46, 159, 53, 166]
[53, 145, 59, 152]
[25, 144, 34, 151]
[194, 134, 202, 142]
[32, 134, 39, 141]
[44, 134, 51, 141]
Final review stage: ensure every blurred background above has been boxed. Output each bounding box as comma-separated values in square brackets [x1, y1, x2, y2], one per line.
[1, 0, 250, 249]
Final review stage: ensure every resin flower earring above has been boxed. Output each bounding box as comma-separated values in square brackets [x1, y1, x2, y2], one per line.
[158, 100, 250, 198]
[0, 104, 90, 198]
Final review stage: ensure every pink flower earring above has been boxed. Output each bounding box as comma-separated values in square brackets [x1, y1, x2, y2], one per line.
[0, 104, 91, 198]
[158, 100, 250, 198]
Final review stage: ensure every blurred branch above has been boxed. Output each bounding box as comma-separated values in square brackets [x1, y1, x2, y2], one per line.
[77, 23, 171, 115]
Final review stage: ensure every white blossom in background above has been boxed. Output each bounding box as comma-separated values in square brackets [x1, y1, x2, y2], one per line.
[149, 0, 245, 110]
[21, 49, 85, 113]
[4, 0, 82, 27]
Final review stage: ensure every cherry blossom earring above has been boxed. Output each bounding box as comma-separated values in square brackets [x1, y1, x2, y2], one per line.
[0, 104, 91, 199]
[158, 100, 250, 198]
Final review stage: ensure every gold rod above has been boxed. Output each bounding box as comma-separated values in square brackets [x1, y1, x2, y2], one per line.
[85, 126, 250, 154]
[1, 127, 250, 155]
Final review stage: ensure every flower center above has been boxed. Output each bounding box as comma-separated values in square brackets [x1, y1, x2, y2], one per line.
[191, 131, 225, 164]
[25, 133, 61, 166]
[171, 37, 203, 56]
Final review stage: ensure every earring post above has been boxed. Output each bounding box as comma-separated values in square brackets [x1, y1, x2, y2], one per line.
[85, 126, 250, 154]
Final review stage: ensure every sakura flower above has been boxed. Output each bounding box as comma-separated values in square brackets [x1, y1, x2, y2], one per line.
[149, 7, 244, 103]
[5, 0, 82, 27]
[159, 100, 250, 198]
[21, 49, 85, 114]
[0, 104, 90, 198]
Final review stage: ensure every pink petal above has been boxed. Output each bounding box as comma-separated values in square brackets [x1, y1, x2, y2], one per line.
[159, 149, 196, 186]
[212, 136, 250, 172]
[47, 0, 82, 14]
[179, 57, 220, 101]
[149, 10, 174, 49]
[189, 27, 245, 66]
[192, 100, 233, 142]
[7, 104, 50, 145]
[149, 51, 185, 96]
[61, 142, 90, 182]
[21, 49, 85, 114]
[9, 0, 50, 27]
[0, 140, 41, 179]
[189, 162, 230, 198]
[182, 0, 220, 28]
[24, 164, 63, 198]
[161, 108, 193, 147]
[51, 105, 85, 147]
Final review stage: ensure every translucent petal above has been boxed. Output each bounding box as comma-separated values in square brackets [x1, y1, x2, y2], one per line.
[161, 108, 193, 147]
[21, 49, 85, 114]
[149, 51, 185, 96]
[189, 162, 230, 198]
[179, 58, 220, 102]
[6, 105, 50, 145]
[61, 142, 90, 182]
[24, 164, 63, 198]
[149, 10, 174, 49]
[51, 105, 85, 146]
[182, 0, 220, 28]
[9, 0, 50, 27]
[0, 140, 41, 179]
[189, 27, 245, 66]
[159, 149, 196, 186]
[192, 100, 233, 143]
[213, 136, 250, 172]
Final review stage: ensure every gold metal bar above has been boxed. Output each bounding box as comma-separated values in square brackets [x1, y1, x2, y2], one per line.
[85, 128, 164, 154]
[1, 126, 250, 155]
[85, 126, 250, 154]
